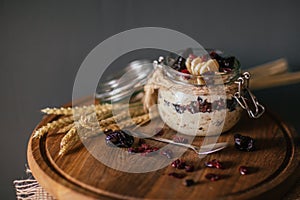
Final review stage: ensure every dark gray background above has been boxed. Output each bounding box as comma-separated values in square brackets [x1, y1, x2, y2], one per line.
[1, 0, 300, 199]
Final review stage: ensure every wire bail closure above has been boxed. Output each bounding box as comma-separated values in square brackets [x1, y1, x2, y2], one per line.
[234, 72, 265, 118]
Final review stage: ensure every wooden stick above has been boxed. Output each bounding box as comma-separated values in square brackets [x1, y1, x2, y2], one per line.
[247, 58, 288, 79]
[250, 71, 300, 90]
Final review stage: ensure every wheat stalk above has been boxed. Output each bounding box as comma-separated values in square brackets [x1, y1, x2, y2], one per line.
[41, 104, 113, 116]
[33, 116, 74, 139]
[41, 102, 143, 116]
[99, 108, 145, 127]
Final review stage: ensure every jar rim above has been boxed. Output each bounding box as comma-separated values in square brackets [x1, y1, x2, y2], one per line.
[162, 48, 241, 86]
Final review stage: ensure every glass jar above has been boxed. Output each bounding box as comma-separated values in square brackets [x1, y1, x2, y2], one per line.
[151, 49, 264, 136]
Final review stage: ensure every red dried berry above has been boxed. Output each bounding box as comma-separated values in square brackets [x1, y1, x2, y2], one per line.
[141, 143, 150, 149]
[171, 159, 182, 168]
[177, 161, 186, 169]
[205, 159, 224, 169]
[239, 166, 249, 175]
[152, 147, 159, 152]
[205, 173, 220, 181]
[128, 141, 159, 156]
[180, 69, 190, 74]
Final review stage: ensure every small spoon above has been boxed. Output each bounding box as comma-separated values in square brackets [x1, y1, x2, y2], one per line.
[148, 137, 228, 156]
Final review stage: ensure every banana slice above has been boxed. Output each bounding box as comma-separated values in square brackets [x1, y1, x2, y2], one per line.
[185, 57, 192, 74]
[190, 57, 202, 74]
[186, 57, 219, 76]
[199, 59, 219, 74]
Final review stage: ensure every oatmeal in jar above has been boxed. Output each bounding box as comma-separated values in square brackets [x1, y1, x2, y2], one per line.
[143, 49, 264, 136]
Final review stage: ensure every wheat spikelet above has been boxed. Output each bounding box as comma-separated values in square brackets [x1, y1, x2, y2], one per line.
[58, 126, 80, 156]
[41, 107, 74, 115]
[95, 108, 113, 120]
[99, 108, 145, 127]
[79, 114, 99, 130]
[57, 123, 74, 133]
[41, 104, 113, 116]
[33, 116, 74, 139]
[41, 102, 143, 117]
[106, 113, 150, 131]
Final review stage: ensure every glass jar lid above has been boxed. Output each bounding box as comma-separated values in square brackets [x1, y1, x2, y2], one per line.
[95, 60, 153, 102]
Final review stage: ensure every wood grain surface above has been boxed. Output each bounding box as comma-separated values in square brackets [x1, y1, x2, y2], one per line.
[27, 103, 300, 200]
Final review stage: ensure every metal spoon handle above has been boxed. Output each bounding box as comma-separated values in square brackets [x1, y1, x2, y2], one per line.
[149, 137, 228, 155]
[148, 137, 197, 150]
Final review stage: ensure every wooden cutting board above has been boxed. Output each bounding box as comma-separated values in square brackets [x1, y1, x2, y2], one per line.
[28, 103, 300, 200]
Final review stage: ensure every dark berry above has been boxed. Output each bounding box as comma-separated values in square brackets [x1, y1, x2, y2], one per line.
[173, 103, 185, 114]
[209, 51, 236, 69]
[187, 101, 200, 114]
[177, 161, 186, 169]
[234, 134, 255, 151]
[205, 173, 220, 181]
[239, 166, 249, 175]
[197, 96, 203, 102]
[205, 159, 224, 169]
[171, 159, 186, 169]
[105, 130, 134, 148]
[171, 159, 181, 168]
[221, 56, 235, 68]
[173, 136, 188, 144]
[161, 149, 173, 159]
[171, 56, 186, 71]
[199, 100, 212, 113]
[185, 165, 194, 172]
[209, 51, 220, 59]
[168, 172, 186, 179]
[184, 179, 195, 187]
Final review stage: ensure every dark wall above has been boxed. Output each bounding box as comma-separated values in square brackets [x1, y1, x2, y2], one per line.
[1, 0, 300, 199]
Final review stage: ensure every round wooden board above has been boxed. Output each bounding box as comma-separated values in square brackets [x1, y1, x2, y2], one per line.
[28, 108, 300, 200]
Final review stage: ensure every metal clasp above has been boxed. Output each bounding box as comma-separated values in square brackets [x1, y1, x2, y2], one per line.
[234, 72, 265, 118]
